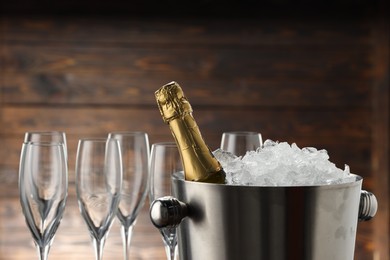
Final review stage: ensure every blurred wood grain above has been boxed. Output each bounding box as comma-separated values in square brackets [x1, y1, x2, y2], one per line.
[0, 4, 388, 259]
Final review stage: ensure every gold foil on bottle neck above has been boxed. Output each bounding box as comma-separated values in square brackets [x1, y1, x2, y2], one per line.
[155, 81, 192, 123]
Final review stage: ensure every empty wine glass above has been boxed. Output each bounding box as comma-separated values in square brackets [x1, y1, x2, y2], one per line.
[108, 132, 150, 260]
[149, 142, 183, 260]
[76, 138, 122, 260]
[220, 131, 263, 156]
[19, 142, 68, 260]
[24, 131, 67, 160]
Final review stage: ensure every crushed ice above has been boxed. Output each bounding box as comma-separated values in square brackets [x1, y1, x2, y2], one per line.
[214, 139, 356, 186]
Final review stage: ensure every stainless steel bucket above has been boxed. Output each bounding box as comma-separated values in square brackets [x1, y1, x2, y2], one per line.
[150, 173, 377, 260]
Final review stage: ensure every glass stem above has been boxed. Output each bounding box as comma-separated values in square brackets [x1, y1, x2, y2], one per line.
[160, 227, 177, 260]
[92, 237, 106, 260]
[37, 244, 50, 260]
[121, 224, 134, 260]
[164, 243, 177, 260]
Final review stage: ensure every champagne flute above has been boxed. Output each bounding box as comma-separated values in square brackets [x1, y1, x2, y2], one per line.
[19, 142, 68, 260]
[149, 142, 183, 260]
[76, 138, 122, 260]
[108, 132, 150, 260]
[220, 131, 263, 156]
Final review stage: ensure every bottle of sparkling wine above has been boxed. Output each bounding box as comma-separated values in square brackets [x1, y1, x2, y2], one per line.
[155, 81, 226, 184]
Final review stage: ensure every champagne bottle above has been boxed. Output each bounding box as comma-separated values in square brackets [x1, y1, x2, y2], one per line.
[155, 81, 226, 184]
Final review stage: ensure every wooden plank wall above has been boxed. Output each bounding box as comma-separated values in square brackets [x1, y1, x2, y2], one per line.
[0, 2, 388, 260]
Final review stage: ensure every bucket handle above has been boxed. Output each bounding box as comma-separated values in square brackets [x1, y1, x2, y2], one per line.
[359, 190, 377, 221]
[150, 196, 188, 228]
[150, 190, 378, 228]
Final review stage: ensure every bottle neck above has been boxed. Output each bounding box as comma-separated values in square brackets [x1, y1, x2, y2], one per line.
[169, 113, 225, 183]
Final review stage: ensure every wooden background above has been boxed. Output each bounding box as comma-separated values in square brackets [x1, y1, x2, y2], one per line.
[0, 1, 389, 259]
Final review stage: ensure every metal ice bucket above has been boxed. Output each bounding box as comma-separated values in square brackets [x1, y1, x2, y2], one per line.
[150, 173, 377, 260]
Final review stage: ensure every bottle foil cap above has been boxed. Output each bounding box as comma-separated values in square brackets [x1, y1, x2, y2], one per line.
[155, 81, 193, 123]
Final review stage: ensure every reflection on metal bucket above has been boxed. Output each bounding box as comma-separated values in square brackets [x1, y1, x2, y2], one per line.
[150, 172, 377, 260]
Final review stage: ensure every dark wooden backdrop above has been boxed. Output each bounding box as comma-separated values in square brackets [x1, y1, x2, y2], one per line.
[0, 1, 388, 259]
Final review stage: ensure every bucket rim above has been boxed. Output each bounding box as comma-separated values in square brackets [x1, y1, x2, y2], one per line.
[172, 172, 362, 190]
